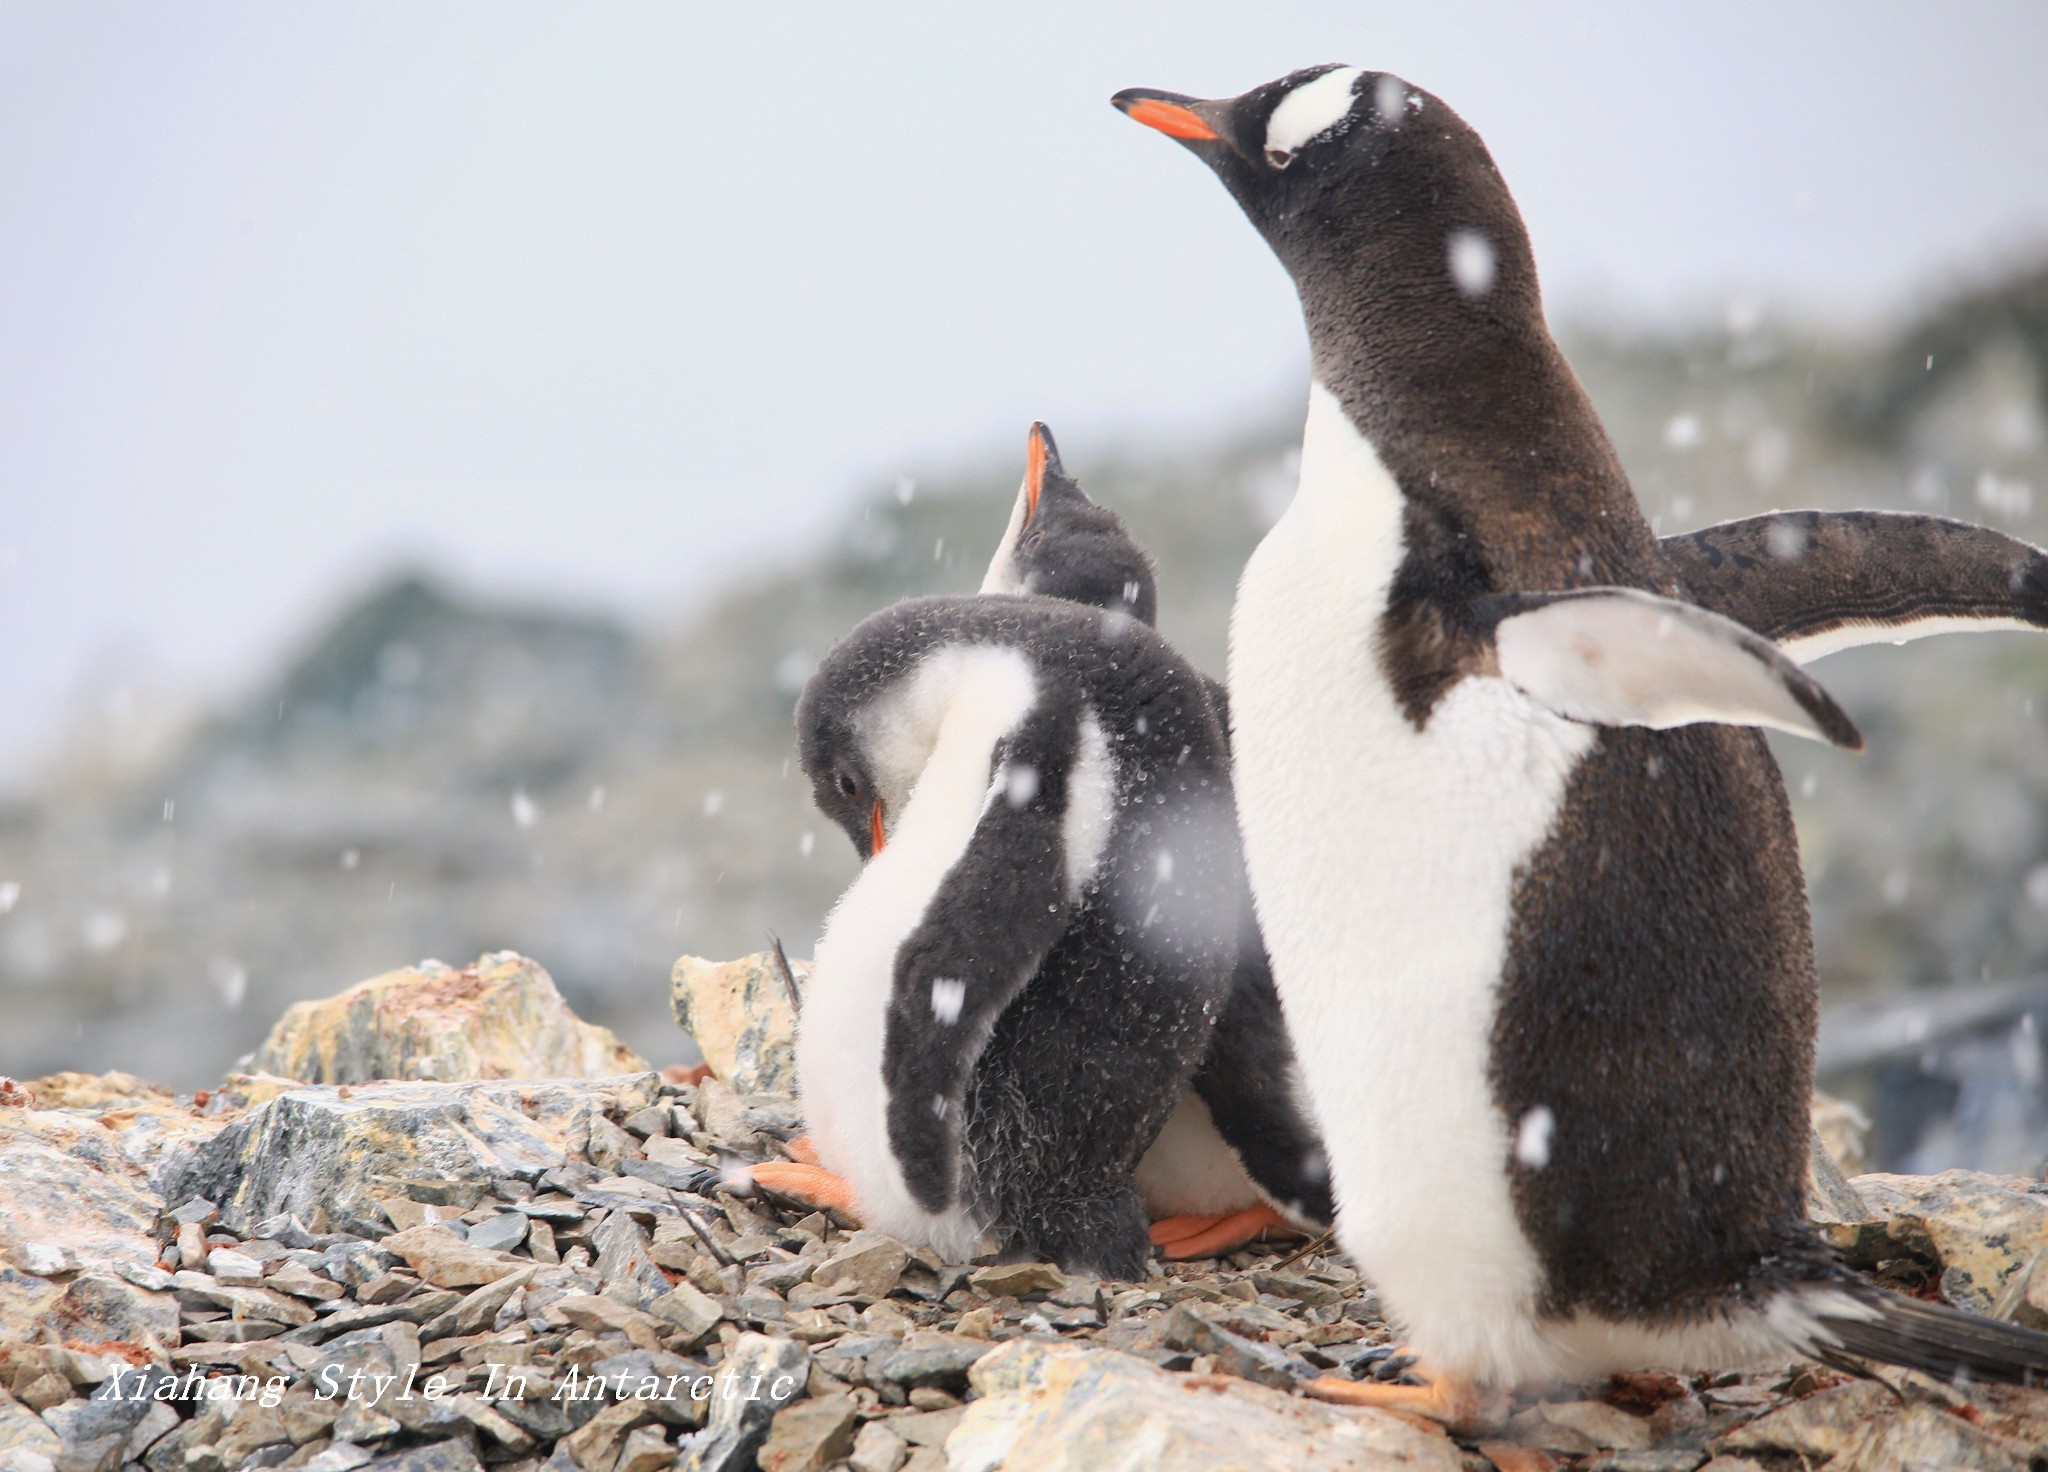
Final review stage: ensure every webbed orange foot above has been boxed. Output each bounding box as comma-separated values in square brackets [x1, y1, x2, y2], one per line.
[744, 1161, 861, 1218]
[1150, 1202, 1300, 1258]
[1301, 1354, 1503, 1428]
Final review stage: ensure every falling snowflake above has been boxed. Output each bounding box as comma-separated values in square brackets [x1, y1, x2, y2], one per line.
[1515, 1105, 1555, 1169]
[1447, 230, 1496, 298]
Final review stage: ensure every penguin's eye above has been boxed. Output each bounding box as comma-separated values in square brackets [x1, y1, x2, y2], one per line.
[1022, 530, 1044, 552]
[1264, 147, 1293, 170]
[836, 771, 860, 799]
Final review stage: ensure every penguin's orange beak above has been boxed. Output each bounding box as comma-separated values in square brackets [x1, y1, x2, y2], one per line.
[869, 800, 886, 854]
[1113, 90, 1220, 142]
[1024, 423, 1050, 526]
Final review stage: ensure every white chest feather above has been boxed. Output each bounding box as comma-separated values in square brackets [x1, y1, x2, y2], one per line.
[796, 646, 1037, 1258]
[1228, 383, 1594, 1383]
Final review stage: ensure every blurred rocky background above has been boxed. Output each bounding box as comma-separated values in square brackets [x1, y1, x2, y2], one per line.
[5, 261, 2048, 1173]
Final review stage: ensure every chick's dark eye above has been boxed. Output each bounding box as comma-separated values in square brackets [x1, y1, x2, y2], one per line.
[837, 772, 859, 799]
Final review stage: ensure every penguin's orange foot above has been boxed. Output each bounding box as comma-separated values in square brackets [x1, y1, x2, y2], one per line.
[744, 1161, 862, 1218]
[1150, 1202, 1301, 1258]
[783, 1133, 820, 1165]
[1301, 1360, 1501, 1428]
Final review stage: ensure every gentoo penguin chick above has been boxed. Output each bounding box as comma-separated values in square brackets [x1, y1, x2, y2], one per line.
[981, 422, 1158, 625]
[980, 423, 1335, 1258]
[1663, 509, 2048, 661]
[760, 595, 1241, 1277]
[1115, 67, 2048, 1408]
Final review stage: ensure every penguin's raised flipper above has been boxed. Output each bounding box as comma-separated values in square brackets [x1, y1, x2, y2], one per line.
[1478, 587, 1863, 749]
[882, 727, 1078, 1216]
[1663, 510, 2048, 664]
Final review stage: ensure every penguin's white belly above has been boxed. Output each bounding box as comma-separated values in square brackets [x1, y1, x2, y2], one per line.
[795, 647, 1037, 1262]
[1133, 1090, 1261, 1217]
[1228, 385, 1595, 1384]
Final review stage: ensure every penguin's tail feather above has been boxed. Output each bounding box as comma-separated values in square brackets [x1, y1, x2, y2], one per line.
[1795, 1282, 2048, 1388]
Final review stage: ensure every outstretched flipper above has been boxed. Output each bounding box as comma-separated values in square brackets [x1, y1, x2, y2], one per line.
[1663, 510, 2048, 664]
[1478, 586, 1864, 749]
[881, 705, 1081, 1215]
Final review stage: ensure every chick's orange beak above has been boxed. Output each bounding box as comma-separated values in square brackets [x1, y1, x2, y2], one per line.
[869, 800, 886, 854]
[1024, 423, 1050, 525]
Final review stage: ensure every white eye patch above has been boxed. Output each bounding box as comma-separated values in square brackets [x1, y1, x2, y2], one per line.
[1263, 66, 1363, 164]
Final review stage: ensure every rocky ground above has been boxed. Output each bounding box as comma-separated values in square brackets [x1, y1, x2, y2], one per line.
[4, 953, 2048, 1472]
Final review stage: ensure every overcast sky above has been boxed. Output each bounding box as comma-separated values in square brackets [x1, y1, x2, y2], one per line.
[5, 2, 2048, 770]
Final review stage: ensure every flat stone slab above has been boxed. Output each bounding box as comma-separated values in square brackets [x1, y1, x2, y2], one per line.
[948, 1339, 1465, 1472]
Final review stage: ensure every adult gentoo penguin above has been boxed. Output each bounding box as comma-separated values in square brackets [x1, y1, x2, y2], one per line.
[980, 423, 1335, 1257]
[757, 595, 1243, 1277]
[1114, 67, 2048, 1405]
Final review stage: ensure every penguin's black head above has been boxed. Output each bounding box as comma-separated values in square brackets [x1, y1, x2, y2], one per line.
[1112, 67, 1541, 344]
[796, 665, 889, 859]
[981, 422, 1159, 626]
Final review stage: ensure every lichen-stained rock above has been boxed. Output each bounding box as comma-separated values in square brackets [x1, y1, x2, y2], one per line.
[158, 1073, 662, 1236]
[252, 951, 648, 1084]
[21, 1071, 174, 1111]
[670, 952, 808, 1095]
[949, 1339, 1464, 1472]
[17, 1072, 232, 1181]
[1716, 1379, 2035, 1471]
[1848, 1169, 2048, 1314]
[0, 1107, 180, 1350]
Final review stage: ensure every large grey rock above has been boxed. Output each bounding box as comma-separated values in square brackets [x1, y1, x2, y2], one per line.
[158, 1073, 660, 1236]
[669, 953, 807, 1094]
[949, 1339, 1464, 1472]
[253, 951, 647, 1084]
